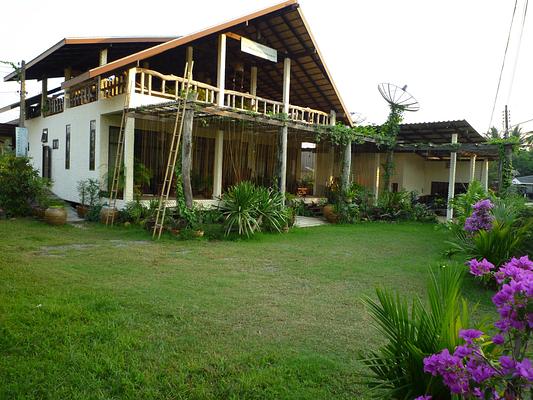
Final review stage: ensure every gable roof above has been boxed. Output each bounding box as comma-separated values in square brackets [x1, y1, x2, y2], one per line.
[60, 1, 352, 123]
[3, 37, 176, 82]
[398, 120, 485, 144]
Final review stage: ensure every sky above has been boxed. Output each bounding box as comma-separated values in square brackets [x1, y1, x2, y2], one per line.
[0, 0, 531, 135]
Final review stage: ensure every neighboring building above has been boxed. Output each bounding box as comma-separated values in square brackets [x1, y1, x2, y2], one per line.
[0, 123, 15, 155]
[0, 0, 497, 208]
[513, 176, 533, 199]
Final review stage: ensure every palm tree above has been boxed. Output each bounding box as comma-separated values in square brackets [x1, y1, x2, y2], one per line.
[487, 126, 500, 139]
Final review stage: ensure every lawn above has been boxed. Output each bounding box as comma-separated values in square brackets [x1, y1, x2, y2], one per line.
[0, 219, 493, 399]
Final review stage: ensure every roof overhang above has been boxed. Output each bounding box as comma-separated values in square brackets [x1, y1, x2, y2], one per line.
[3, 37, 177, 82]
[59, 0, 352, 124]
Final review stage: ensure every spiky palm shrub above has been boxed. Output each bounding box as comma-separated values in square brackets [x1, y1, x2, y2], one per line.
[219, 181, 261, 237]
[254, 186, 287, 232]
[360, 265, 471, 399]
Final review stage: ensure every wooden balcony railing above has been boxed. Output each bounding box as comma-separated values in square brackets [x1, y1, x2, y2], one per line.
[100, 71, 128, 99]
[105, 67, 332, 126]
[25, 92, 65, 119]
[44, 96, 64, 116]
[69, 78, 98, 108]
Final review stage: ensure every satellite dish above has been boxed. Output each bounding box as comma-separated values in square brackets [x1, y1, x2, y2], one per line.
[350, 111, 366, 125]
[378, 83, 420, 112]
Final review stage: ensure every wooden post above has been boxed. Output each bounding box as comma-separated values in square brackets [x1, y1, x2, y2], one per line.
[186, 46, 193, 70]
[250, 66, 257, 96]
[181, 93, 198, 208]
[41, 77, 48, 116]
[19, 60, 25, 128]
[123, 116, 135, 202]
[446, 133, 458, 221]
[216, 34, 226, 107]
[374, 153, 380, 204]
[482, 159, 489, 191]
[276, 57, 291, 194]
[213, 129, 224, 198]
[469, 154, 477, 183]
[64, 67, 72, 109]
[341, 141, 352, 193]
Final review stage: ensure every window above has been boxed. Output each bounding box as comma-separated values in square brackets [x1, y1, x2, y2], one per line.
[41, 128, 48, 143]
[89, 120, 96, 171]
[52, 139, 59, 149]
[65, 125, 70, 169]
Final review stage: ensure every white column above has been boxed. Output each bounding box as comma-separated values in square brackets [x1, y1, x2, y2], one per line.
[482, 159, 489, 191]
[99, 49, 108, 66]
[123, 117, 135, 202]
[213, 130, 224, 198]
[446, 133, 458, 221]
[250, 66, 257, 96]
[216, 34, 226, 107]
[374, 153, 381, 204]
[330, 110, 336, 126]
[469, 154, 477, 183]
[282, 57, 291, 114]
[278, 57, 291, 194]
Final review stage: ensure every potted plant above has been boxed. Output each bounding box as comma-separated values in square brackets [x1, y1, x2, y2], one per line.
[33, 179, 52, 219]
[44, 201, 67, 225]
[76, 179, 89, 218]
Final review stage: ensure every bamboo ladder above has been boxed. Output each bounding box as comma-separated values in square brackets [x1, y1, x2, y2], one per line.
[152, 62, 194, 239]
[105, 79, 133, 226]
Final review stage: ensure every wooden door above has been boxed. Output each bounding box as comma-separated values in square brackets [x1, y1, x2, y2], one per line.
[42, 145, 52, 180]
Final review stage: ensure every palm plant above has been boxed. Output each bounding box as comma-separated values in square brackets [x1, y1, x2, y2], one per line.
[254, 186, 287, 232]
[359, 265, 471, 399]
[219, 181, 260, 237]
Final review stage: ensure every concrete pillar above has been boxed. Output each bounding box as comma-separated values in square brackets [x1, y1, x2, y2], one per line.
[213, 130, 224, 198]
[127, 67, 136, 101]
[374, 153, 381, 204]
[216, 34, 226, 107]
[330, 110, 336, 126]
[446, 133, 458, 221]
[123, 117, 135, 202]
[482, 159, 489, 191]
[99, 49, 108, 66]
[469, 154, 477, 183]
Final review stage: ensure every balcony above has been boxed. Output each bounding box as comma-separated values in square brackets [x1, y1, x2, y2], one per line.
[25, 91, 65, 119]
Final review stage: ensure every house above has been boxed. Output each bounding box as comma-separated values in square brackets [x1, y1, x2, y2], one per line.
[0, 123, 15, 155]
[513, 176, 533, 199]
[0, 0, 497, 213]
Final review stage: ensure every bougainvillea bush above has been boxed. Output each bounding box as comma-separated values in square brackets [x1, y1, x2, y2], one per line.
[449, 199, 530, 267]
[416, 256, 533, 399]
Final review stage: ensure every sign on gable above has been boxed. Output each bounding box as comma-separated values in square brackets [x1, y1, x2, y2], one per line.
[241, 37, 277, 63]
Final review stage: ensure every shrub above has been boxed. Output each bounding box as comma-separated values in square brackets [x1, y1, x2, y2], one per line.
[0, 154, 49, 216]
[450, 181, 488, 225]
[218, 181, 289, 237]
[360, 265, 471, 399]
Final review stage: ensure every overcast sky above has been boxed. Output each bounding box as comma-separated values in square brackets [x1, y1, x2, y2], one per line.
[0, 0, 531, 135]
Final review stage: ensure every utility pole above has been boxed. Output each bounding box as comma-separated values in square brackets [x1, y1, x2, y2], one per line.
[503, 104, 509, 139]
[498, 105, 513, 193]
[19, 60, 26, 128]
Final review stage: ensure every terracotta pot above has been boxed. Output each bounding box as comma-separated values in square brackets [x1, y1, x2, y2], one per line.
[193, 229, 204, 238]
[99, 207, 119, 224]
[76, 205, 89, 218]
[32, 206, 46, 219]
[170, 228, 180, 236]
[322, 204, 338, 223]
[44, 207, 67, 225]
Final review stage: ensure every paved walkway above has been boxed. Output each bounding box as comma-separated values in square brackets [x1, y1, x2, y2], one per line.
[65, 204, 84, 224]
[294, 216, 329, 228]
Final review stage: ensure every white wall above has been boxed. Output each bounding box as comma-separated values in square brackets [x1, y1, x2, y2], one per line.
[26, 94, 126, 203]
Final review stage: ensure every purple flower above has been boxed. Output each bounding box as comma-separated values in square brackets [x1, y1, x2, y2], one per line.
[468, 258, 495, 277]
[466, 358, 496, 383]
[464, 199, 494, 232]
[414, 396, 432, 400]
[499, 355, 516, 374]
[492, 334, 504, 345]
[454, 344, 472, 358]
[459, 329, 484, 343]
[516, 358, 533, 381]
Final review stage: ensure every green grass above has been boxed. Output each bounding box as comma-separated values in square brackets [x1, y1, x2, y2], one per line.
[0, 219, 493, 399]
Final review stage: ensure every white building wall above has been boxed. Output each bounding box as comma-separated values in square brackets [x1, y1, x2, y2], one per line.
[25, 93, 127, 203]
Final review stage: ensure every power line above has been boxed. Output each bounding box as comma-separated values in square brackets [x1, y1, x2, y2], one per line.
[506, 0, 529, 103]
[488, 0, 518, 131]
